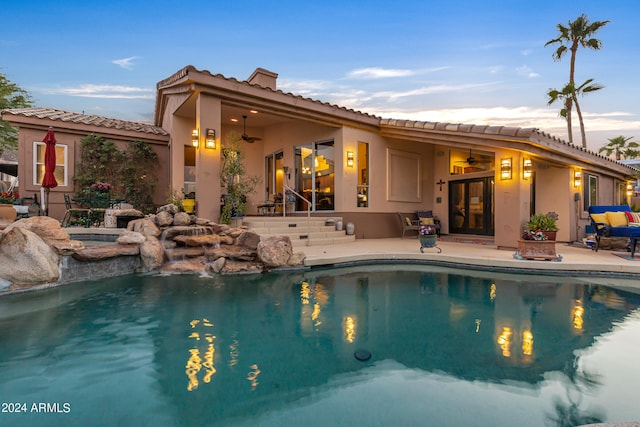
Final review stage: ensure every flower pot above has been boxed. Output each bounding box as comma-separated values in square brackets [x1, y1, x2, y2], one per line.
[182, 199, 196, 214]
[419, 234, 439, 253]
[516, 239, 557, 260]
[285, 201, 295, 213]
[542, 230, 557, 241]
[0, 204, 17, 224]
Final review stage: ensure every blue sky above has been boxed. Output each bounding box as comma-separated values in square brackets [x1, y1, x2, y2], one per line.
[2, 0, 639, 151]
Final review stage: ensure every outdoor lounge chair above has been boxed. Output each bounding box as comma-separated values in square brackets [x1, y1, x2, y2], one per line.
[62, 194, 91, 227]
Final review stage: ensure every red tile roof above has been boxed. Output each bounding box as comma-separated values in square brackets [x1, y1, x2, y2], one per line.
[1, 108, 168, 136]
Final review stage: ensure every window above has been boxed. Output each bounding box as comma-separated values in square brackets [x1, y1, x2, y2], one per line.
[582, 173, 597, 211]
[34, 142, 67, 186]
[265, 151, 284, 200]
[357, 141, 369, 207]
[616, 181, 627, 205]
[184, 146, 196, 196]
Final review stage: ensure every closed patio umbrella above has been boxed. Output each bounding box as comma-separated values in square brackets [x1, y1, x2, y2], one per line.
[41, 127, 58, 216]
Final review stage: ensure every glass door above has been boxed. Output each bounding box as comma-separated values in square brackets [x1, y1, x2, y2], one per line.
[264, 151, 284, 201]
[449, 177, 494, 235]
[294, 140, 335, 211]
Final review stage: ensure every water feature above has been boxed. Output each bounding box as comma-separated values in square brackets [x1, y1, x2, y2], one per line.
[1, 265, 639, 426]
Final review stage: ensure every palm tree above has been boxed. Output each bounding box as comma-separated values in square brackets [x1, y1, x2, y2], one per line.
[573, 78, 604, 146]
[547, 84, 573, 136]
[545, 14, 610, 147]
[598, 136, 639, 160]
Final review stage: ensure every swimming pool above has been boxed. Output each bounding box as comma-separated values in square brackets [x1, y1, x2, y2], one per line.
[1, 265, 639, 426]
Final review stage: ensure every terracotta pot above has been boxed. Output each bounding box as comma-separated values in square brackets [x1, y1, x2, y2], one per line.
[542, 230, 557, 241]
[0, 204, 17, 223]
[517, 239, 557, 260]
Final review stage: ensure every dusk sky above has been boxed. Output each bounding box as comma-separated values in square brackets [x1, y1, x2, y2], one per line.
[2, 0, 639, 151]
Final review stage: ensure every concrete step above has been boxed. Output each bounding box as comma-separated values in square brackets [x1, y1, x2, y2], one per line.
[243, 215, 355, 247]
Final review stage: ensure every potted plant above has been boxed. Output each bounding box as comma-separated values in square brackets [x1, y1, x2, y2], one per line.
[220, 132, 260, 225]
[419, 224, 438, 253]
[526, 212, 559, 241]
[0, 191, 18, 223]
[517, 228, 557, 260]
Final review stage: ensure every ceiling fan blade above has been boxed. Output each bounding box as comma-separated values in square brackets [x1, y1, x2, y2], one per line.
[241, 115, 261, 143]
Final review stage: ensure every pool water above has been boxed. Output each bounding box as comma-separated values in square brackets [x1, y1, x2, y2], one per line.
[1, 265, 640, 426]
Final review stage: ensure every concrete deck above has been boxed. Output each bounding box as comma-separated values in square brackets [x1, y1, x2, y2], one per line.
[297, 237, 640, 278]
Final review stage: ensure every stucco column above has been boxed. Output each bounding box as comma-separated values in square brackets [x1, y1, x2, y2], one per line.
[169, 116, 189, 197]
[194, 94, 222, 222]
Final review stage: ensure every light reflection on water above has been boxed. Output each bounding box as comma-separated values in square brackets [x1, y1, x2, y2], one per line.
[1, 265, 639, 426]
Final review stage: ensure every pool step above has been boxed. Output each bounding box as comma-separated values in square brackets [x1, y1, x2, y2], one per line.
[243, 216, 355, 247]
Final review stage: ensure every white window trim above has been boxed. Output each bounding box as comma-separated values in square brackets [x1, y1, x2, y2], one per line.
[33, 141, 68, 187]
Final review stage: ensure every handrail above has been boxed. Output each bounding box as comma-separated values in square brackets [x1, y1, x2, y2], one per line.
[283, 184, 312, 246]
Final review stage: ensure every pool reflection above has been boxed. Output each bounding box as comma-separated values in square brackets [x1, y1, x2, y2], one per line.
[1, 267, 639, 426]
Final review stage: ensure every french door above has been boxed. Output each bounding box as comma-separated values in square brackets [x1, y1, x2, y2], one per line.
[449, 177, 494, 235]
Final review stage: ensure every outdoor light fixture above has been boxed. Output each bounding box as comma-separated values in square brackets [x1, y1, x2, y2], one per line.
[523, 158, 532, 180]
[205, 128, 216, 149]
[574, 170, 582, 187]
[346, 151, 354, 167]
[191, 129, 199, 148]
[500, 158, 512, 180]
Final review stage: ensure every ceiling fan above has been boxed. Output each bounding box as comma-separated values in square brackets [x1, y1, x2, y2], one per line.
[241, 115, 261, 143]
[455, 149, 490, 165]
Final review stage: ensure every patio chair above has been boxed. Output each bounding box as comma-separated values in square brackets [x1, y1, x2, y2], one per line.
[14, 194, 43, 219]
[62, 194, 91, 227]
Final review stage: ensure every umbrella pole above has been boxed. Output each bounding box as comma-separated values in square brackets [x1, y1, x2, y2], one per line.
[45, 188, 50, 216]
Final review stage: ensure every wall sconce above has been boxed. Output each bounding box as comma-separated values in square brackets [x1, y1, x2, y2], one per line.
[523, 158, 532, 180]
[627, 183, 633, 196]
[191, 129, 199, 148]
[346, 151, 354, 168]
[205, 128, 216, 149]
[574, 170, 582, 187]
[500, 158, 512, 180]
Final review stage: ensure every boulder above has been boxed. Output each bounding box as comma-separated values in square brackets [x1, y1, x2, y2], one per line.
[127, 218, 161, 237]
[165, 246, 205, 260]
[155, 210, 174, 227]
[236, 231, 261, 250]
[139, 236, 165, 271]
[116, 230, 146, 245]
[173, 212, 191, 226]
[161, 226, 213, 241]
[257, 236, 293, 267]
[6, 216, 84, 255]
[0, 227, 60, 284]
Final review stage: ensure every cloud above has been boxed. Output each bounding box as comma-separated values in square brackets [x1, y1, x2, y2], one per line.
[42, 84, 154, 99]
[520, 49, 533, 56]
[347, 67, 417, 79]
[516, 65, 540, 78]
[112, 56, 139, 70]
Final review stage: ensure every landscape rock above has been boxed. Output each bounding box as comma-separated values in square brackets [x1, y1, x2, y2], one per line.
[127, 218, 161, 237]
[117, 230, 146, 245]
[173, 212, 191, 226]
[288, 252, 307, 266]
[236, 231, 261, 250]
[257, 236, 293, 267]
[173, 234, 222, 247]
[72, 244, 140, 261]
[220, 259, 264, 275]
[160, 257, 207, 274]
[0, 227, 60, 284]
[6, 216, 84, 255]
[210, 257, 226, 273]
[139, 236, 165, 271]
[206, 245, 257, 261]
[155, 210, 174, 227]
[157, 204, 179, 215]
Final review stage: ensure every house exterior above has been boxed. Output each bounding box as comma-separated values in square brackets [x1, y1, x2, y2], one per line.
[2, 65, 636, 248]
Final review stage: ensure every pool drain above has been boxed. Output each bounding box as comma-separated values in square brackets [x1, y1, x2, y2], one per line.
[354, 349, 372, 361]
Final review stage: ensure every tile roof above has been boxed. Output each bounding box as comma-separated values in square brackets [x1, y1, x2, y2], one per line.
[1, 108, 168, 136]
[380, 118, 638, 172]
[157, 65, 381, 123]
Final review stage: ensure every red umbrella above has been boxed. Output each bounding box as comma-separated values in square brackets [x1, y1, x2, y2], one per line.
[41, 127, 58, 216]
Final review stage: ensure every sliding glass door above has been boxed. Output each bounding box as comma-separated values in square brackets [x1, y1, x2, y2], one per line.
[294, 140, 335, 211]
